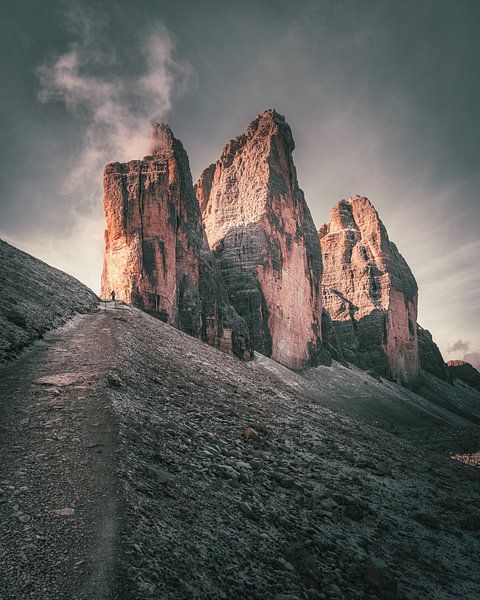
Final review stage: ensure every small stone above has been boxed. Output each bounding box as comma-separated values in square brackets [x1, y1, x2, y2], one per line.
[243, 426, 260, 440]
[374, 462, 391, 476]
[415, 512, 438, 529]
[107, 373, 123, 387]
[17, 514, 31, 523]
[239, 501, 255, 519]
[74, 560, 86, 569]
[51, 507, 75, 517]
[270, 557, 295, 572]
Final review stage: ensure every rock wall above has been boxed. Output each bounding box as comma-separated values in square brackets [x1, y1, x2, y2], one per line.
[196, 109, 326, 369]
[319, 196, 419, 384]
[417, 325, 451, 382]
[101, 124, 251, 359]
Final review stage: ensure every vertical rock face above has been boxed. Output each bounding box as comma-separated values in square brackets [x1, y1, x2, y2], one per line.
[417, 325, 451, 382]
[319, 196, 419, 384]
[196, 109, 326, 369]
[101, 123, 251, 359]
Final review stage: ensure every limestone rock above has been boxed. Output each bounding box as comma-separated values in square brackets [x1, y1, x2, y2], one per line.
[196, 109, 327, 369]
[417, 325, 451, 382]
[319, 196, 419, 384]
[101, 123, 251, 359]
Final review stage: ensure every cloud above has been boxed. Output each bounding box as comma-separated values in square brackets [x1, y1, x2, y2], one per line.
[463, 352, 480, 371]
[34, 12, 192, 291]
[447, 339, 471, 354]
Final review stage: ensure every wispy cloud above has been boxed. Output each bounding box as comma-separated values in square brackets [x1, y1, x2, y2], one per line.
[447, 339, 471, 354]
[34, 9, 192, 291]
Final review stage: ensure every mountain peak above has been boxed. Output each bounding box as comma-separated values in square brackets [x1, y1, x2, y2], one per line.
[148, 122, 175, 155]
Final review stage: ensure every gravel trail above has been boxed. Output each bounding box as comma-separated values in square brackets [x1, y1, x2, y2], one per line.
[0, 306, 127, 600]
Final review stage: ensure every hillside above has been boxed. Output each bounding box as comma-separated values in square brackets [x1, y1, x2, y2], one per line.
[1, 294, 479, 599]
[0, 239, 98, 362]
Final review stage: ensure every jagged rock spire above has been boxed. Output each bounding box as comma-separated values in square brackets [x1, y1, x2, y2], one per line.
[196, 109, 329, 369]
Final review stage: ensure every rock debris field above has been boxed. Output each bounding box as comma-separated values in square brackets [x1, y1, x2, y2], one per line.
[1, 302, 480, 600]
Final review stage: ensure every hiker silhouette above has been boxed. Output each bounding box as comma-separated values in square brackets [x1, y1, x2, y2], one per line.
[111, 290, 116, 301]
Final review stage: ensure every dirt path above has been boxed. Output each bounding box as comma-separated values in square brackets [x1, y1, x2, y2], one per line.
[0, 306, 127, 600]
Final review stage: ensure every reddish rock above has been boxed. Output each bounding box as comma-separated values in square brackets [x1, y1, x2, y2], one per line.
[319, 196, 419, 384]
[417, 325, 451, 382]
[196, 109, 328, 369]
[101, 123, 251, 359]
[447, 360, 480, 391]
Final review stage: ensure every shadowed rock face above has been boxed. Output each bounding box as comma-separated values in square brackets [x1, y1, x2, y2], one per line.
[101, 124, 251, 359]
[417, 325, 451, 382]
[196, 109, 327, 369]
[0, 239, 98, 362]
[447, 360, 480, 390]
[319, 196, 419, 384]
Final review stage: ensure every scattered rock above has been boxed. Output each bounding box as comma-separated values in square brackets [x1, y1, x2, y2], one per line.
[415, 512, 438, 529]
[239, 501, 255, 520]
[107, 373, 123, 387]
[374, 462, 391, 476]
[243, 426, 260, 441]
[50, 507, 75, 517]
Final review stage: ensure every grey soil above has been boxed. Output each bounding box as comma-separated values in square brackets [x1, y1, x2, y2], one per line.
[1, 303, 480, 600]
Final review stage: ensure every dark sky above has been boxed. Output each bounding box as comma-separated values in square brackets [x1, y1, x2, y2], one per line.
[1, 0, 479, 356]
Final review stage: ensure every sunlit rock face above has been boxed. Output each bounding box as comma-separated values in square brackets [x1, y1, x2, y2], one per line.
[417, 325, 451, 382]
[196, 109, 327, 369]
[101, 123, 252, 359]
[319, 196, 419, 384]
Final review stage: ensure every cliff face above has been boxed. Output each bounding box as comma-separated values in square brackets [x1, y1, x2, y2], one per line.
[196, 109, 327, 369]
[417, 325, 451, 382]
[319, 196, 419, 384]
[101, 124, 251, 359]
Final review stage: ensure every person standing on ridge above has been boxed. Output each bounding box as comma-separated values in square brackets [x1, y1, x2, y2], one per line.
[110, 290, 116, 302]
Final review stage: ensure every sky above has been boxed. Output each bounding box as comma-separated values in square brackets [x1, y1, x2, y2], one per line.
[0, 0, 479, 359]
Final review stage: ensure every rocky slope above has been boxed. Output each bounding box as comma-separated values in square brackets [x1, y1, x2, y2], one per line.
[417, 325, 451, 382]
[0, 239, 98, 362]
[319, 196, 419, 384]
[447, 360, 480, 391]
[196, 109, 326, 369]
[101, 123, 251, 359]
[2, 303, 480, 600]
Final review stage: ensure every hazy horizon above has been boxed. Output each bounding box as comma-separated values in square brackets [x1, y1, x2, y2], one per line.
[1, 0, 479, 360]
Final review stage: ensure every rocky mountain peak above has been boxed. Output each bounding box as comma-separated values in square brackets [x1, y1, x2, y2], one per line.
[196, 110, 329, 369]
[101, 126, 251, 359]
[148, 122, 176, 156]
[319, 195, 419, 383]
